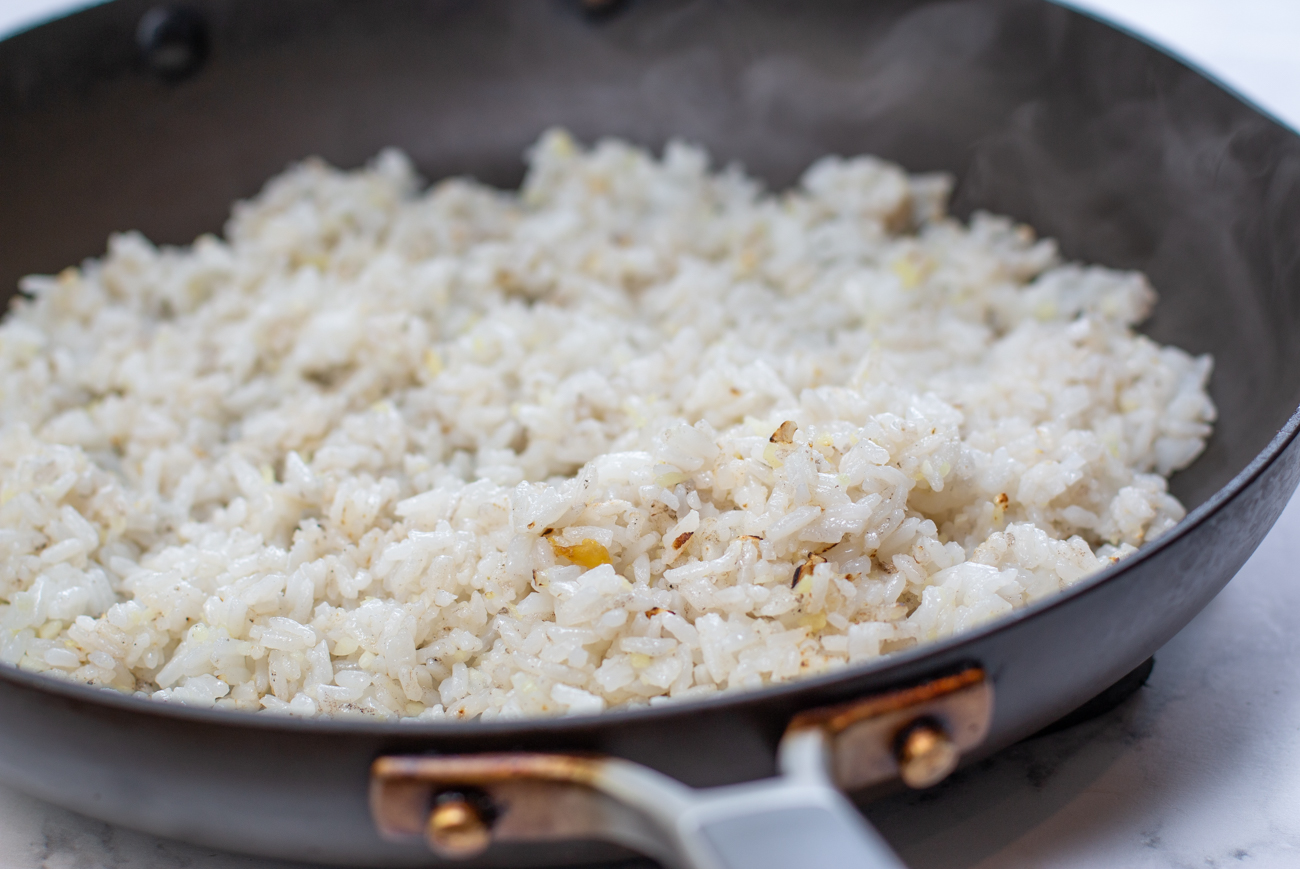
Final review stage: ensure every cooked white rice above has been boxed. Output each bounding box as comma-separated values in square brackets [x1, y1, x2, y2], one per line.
[0, 130, 1215, 720]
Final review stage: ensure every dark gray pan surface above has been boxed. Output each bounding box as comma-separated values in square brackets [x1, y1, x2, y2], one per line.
[0, 1, 1298, 865]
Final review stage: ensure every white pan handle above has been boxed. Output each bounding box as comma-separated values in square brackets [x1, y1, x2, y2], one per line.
[643, 728, 906, 869]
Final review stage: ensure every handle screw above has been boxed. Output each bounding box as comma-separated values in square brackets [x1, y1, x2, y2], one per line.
[896, 719, 960, 788]
[426, 791, 493, 857]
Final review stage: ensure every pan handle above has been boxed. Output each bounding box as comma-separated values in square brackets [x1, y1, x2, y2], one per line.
[370, 667, 992, 868]
[618, 726, 907, 868]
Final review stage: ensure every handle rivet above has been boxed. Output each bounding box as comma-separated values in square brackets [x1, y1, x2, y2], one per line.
[896, 719, 960, 789]
[136, 5, 209, 82]
[426, 791, 493, 857]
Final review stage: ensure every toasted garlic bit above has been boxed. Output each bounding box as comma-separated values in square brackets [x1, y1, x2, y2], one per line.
[770, 420, 798, 445]
[792, 553, 827, 588]
[549, 538, 613, 569]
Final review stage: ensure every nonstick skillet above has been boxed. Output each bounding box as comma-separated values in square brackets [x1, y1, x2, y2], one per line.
[2, 1, 1299, 867]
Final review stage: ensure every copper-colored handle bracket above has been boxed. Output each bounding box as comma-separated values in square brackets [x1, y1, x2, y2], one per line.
[370, 667, 993, 866]
[786, 666, 993, 791]
[370, 753, 670, 860]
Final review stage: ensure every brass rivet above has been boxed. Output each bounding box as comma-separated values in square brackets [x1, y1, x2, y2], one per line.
[426, 792, 492, 857]
[896, 719, 960, 789]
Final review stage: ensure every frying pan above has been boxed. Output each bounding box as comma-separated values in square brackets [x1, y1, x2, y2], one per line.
[2, 1, 1299, 867]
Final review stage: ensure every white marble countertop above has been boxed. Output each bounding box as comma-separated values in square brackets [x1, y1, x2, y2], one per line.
[1, 1, 1299, 868]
